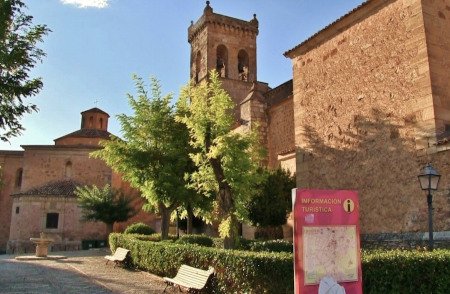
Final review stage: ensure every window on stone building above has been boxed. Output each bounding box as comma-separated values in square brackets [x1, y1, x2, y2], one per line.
[195, 51, 202, 83]
[99, 118, 103, 129]
[89, 116, 94, 128]
[46, 213, 59, 229]
[237, 49, 249, 81]
[65, 161, 72, 178]
[216, 45, 228, 78]
[15, 207, 19, 214]
[15, 168, 23, 188]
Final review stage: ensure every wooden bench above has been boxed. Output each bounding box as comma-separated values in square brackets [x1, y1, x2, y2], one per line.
[163, 264, 215, 293]
[104, 247, 130, 268]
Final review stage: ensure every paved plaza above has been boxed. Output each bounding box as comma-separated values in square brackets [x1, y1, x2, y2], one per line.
[0, 249, 166, 294]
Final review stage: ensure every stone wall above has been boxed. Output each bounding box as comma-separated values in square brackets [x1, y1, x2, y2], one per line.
[422, 0, 450, 133]
[267, 98, 295, 170]
[0, 152, 23, 252]
[288, 0, 449, 233]
[21, 147, 112, 191]
[8, 196, 107, 253]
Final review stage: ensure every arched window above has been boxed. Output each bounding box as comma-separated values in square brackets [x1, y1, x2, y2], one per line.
[238, 50, 249, 81]
[99, 118, 103, 129]
[89, 116, 93, 128]
[81, 118, 85, 129]
[195, 51, 202, 83]
[216, 45, 228, 78]
[15, 168, 23, 188]
[65, 161, 72, 178]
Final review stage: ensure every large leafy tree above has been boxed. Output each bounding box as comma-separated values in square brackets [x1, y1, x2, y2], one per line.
[177, 70, 264, 249]
[92, 76, 192, 240]
[75, 184, 135, 235]
[247, 168, 295, 227]
[0, 0, 50, 141]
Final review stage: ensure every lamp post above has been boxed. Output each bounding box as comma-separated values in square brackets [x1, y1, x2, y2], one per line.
[418, 163, 441, 251]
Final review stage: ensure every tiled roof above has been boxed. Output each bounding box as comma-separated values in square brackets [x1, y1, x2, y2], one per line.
[54, 129, 111, 141]
[13, 179, 82, 197]
[81, 107, 110, 117]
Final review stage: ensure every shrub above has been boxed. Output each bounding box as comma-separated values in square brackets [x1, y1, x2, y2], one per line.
[109, 233, 293, 293]
[249, 239, 293, 253]
[176, 234, 213, 247]
[361, 249, 450, 293]
[109, 233, 450, 293]
[124, 223, 155, 235]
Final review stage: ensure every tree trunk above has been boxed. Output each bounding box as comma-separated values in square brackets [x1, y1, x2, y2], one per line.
[205, 123, 236, 249]
[159, 204, 171, 240]
[186, 204, 194, 234]
[106, 223, 114, 236]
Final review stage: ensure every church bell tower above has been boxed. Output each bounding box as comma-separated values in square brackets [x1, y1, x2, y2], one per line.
[188, 1, 259, 109]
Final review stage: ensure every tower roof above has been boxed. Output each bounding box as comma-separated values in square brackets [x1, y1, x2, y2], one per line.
[81, 107, 110, 117]
[54, 129, 111, 142]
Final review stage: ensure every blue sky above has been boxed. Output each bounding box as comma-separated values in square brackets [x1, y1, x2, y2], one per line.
[1, 0, 365, 150]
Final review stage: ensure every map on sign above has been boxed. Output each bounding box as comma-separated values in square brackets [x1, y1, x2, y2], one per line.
[302, 226, 358, 285]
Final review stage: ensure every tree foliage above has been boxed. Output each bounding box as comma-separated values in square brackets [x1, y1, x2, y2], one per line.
[92, 75, 193, 239]
[246, 168, 295, 227]
[0, 0, 50, 141]
[177, 70, 264, 248]
[75, 184, 134, 233]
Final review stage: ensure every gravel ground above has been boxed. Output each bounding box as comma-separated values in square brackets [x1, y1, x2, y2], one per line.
[0, 249, 167, 294]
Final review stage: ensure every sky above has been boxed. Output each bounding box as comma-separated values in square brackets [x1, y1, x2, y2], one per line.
[1, 0, 365, 150]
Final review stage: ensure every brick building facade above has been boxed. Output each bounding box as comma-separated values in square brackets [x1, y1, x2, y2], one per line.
[0, 108, 157, 253]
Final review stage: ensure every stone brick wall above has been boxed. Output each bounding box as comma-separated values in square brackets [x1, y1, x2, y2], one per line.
[21, 147, 112, 191]
[267, 98, 295, 170]
[422, 0, 450, 133]
[0, 152, 23, 252]
[288, 0, 449, 233]
[8, 196, 107, 253]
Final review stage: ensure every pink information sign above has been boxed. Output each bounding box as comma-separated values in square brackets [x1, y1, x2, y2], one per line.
[293, 189, 362, 294]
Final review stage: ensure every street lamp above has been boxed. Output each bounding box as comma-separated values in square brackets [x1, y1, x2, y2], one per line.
[418, 163, 441, 251]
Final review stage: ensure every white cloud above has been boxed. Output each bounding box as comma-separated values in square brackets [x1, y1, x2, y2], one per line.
[60, 0, 109, 9]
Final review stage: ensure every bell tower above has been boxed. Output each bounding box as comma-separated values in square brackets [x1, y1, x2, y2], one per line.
[188, 1, 259, 111]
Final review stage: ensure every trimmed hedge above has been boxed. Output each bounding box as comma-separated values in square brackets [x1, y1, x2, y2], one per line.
[175, 234, 214, 247]
[362, 249, 450, 293]
[109, 233, 450, 293]
[124, 222, 155, 235]
[249, 239, 293, 253]
[109, 233, 293, 293]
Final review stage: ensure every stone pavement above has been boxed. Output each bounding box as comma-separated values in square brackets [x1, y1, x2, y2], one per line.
[0, 249, 167, 293]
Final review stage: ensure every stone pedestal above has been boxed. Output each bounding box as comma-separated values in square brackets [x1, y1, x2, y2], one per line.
[30, 233, 53, 258]
[35, 243, 50, 257]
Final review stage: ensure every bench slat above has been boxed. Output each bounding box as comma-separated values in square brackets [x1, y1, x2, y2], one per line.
[164, 264, 214, 290]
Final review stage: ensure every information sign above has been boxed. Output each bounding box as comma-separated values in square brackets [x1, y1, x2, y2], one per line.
[293, 189, 362, 293]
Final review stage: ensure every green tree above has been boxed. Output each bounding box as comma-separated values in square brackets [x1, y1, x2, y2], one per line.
[0, 0, 50, 141]
[247, 168, 295, 228]
[177, 70, 264, 249]
[92, 76, 192, 240]
[75, 184, 135, 234]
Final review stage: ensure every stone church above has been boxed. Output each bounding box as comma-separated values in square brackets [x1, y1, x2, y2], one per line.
[0, 108, 157, 253]
[1, 0, 449, 253]
[188, 0, 449, 240]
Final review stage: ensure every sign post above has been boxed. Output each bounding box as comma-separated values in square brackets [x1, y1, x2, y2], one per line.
[293, 189, 362, 293]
